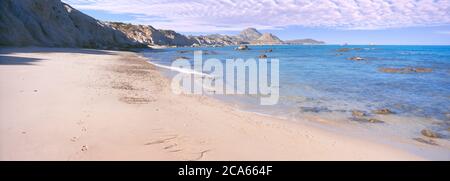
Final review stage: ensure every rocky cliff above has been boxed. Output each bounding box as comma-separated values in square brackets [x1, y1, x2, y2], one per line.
[108, 22, 195, 47]
[0, 0, 143, 49]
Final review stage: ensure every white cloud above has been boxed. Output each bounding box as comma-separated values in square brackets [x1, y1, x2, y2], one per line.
[63, 0, 450, 32]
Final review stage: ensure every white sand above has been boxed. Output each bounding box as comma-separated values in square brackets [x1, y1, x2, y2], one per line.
[0, 47, 426, 160]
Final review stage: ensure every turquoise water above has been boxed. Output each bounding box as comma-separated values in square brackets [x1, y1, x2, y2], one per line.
[142, 45, 450, 138]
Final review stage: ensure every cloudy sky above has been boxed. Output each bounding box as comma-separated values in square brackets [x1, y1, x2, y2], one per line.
[63, 0, 450, 45]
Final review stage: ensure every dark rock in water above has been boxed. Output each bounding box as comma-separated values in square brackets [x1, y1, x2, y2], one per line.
[301, 107, 331, 113]
[379, 67, 433, 74]
[259, 54, 268, 58]
[350, 117, 384, 123]
[352, 110, 366, 117]
[177, 50, 191, 54]
[337, 48, 351, 52]
[175, 56, 189, 60]
[373, 108, 394, 115]
[203, 50, 219, 55]
[235, 45, 249, 51]
[413, 138, 438, 146]
[347, 56, 365, 61]
[421, 129, 440, 138]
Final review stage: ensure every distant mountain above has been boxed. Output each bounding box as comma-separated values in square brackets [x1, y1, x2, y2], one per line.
[237, 28, 263, 42]
[193, 28, 284, 46]
[284, 39, 325, 45]
[251, 33, 283, 45]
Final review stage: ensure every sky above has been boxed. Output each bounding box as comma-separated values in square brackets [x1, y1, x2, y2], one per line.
[63, 0, 450, 45]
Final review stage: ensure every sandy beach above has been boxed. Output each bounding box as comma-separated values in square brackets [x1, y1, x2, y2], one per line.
[0, 47, 430, 160]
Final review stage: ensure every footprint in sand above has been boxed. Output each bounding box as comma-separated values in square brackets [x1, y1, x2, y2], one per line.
[144, 135, 178, 145]
[163, 144, 177, 150]
[189, 150, 211, 161]
[70, 137, 78, 142]
[81, 145, 88, 152]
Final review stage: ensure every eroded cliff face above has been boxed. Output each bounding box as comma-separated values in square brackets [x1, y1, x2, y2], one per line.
[108, 22, 196, 47]
[0, 0, 144, 49]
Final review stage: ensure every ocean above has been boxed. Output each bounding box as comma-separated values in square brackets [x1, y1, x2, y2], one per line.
[142, 45, 450, 141]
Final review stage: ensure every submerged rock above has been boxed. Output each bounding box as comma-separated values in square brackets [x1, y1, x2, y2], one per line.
[421, 129, 440, 138]
[350, 117, 384, 123]
[352, 110, 366, 117]
[373, 108, 394, 115]
[300, 107, 331, 113]
[203, 50, 219, 55]
[337, 48, 362, 52]
[337, 48, 351, 52]
[379, 67, 433, 74]
[413, 138, 438, 146]
[347, 56, 365, 61]
[175, 56, 189, 60]
[177, 50, 192, 54]
[367, 118, 384, 123]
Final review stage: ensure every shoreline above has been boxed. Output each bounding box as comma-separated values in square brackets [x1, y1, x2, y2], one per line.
[0, 47, 444, 160]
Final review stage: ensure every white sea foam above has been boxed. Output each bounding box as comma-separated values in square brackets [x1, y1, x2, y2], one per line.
[146, 60, 215, 79]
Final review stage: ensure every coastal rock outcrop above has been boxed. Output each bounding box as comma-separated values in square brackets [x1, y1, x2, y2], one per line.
[421, 129, 440, 138]
[0, 0, 143, 49]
